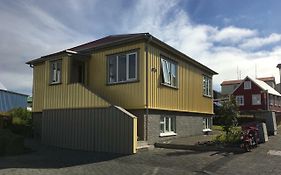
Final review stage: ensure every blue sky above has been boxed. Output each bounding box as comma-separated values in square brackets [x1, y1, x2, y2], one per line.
[0, 0, 281, 95]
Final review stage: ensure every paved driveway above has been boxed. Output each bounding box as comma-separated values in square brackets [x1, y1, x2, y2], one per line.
[1, 130, 281, 175]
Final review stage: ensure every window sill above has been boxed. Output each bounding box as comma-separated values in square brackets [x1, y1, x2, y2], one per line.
[203, 128, 212, 132]
[107, 79, 139, 86]
[160, 132, 177, 137]
[49, 82, 62, 86]
[203, 94, 212, 98]
[161, 83, 178, 89]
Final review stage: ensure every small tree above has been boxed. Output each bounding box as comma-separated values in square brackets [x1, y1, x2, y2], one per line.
[219, 96, 239, 135]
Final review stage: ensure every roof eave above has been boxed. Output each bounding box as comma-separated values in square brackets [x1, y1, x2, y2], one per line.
[147, 35, 218, 75]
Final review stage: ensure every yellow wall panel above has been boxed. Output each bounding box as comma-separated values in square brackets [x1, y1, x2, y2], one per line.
[88, 42, 146, 109]
[32, 55, 110, 112]
[147, 44, 213, 114]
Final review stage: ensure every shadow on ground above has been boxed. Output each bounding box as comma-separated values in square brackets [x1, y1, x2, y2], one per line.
[0, 139, 124, 169]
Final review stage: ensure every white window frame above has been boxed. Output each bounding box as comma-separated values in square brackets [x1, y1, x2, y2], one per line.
[50, 60, 62, 84]
[108, 52, 137, 84]
[203, 118, 212, 132]
[203, 75, 212, 97]
[236, 95, 244, 106]
[244, 81, 251, 90]
[252, 94, 261, 105]
[160, 116, 176, 137]
[160, 57, 178, 88]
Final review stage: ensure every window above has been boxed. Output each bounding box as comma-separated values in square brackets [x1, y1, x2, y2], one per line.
[236, 95, 244, 106]
[203, 118, 212, 131]
[160, 57, 178, 87]
[275, 96, 278, 106]
[203, 75, 212, 97]
[50, 60, 62, 84]
[244, 81, 251, 89]
[252, 94, 261, 105]
[270, 95, 274, 106]
[108, 52, 137, 84]
[160, 116, 176, 136]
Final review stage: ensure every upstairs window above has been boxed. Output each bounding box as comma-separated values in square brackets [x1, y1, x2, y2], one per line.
[161, 57, 178, 88]
[236, 95, 244, 106]
[50, 60, 62, 84]
[108, 52, 137, 84]
[203, 75, 212, 97]
[244, 81, 251, 89]
[252, 94, 261, 105]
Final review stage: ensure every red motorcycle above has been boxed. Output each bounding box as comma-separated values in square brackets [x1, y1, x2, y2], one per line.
[240, 126, 259, 152]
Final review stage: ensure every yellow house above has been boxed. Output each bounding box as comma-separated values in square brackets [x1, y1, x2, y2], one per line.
[27, 33, 217, 153]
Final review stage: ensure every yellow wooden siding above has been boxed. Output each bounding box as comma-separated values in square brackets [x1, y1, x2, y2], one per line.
[32, 63, 46, 112]
[88, 42, 146, 109]
[147, 45, 213, 114]
[32, 55, 110, 112]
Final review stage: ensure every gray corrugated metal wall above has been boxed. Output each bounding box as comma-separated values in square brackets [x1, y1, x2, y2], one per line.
[0, 90, 28, 112]
[41, 106, 137, 154]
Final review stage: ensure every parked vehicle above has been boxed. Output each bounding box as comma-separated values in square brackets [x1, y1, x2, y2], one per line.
[240, 126, 259, 152]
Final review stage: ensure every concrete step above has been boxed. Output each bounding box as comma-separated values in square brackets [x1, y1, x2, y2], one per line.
[137, 141, 151, 150]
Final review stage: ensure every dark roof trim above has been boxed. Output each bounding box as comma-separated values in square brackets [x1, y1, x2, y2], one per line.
[0, 89, 29, 97]
[26, 50, 86, 65]
[26, 33, 217, 75]
[147, 34, 217, 75]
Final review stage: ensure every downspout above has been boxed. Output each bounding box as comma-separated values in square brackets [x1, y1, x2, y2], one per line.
[145, 34, 152, 141]
[267, 91, 269, 111]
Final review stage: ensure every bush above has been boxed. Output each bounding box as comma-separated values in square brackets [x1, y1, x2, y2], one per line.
[214, 127, 242, 145]
[10, 108, 32, 126]
[8, 108, 32, 137]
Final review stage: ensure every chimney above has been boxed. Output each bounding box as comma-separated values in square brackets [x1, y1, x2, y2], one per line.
[277, 64, 281, 93]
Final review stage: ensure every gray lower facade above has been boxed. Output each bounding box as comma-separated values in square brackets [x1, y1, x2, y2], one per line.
[130, 109, 212, 144]
[32, 106, 137, 154]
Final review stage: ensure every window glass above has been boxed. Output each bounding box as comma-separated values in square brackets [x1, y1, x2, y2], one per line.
[161, 57, 177, 87]
[117, 55, 127, 82]
[160, 116, 176, 135]
[236, 95, 244, 106]
[244, 81, 251, 89]
[252, 94, 261, 105]
[50, 60, 62, 84]
[107, 52, 137, 84]
[203, 76, 212, 96]
[108, 56, 117, 83]
[128, 53, 136, 79]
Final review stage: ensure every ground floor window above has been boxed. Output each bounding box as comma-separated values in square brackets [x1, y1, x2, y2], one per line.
[160, 116, 176, 136]
[203, 117, 212, 131]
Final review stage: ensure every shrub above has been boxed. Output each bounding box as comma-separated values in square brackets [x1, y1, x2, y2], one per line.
[214, 127, 242, 145]
[8, 108, 32, 137]
[10, 108, 32, 126]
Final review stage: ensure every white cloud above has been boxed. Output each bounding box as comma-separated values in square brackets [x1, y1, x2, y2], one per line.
[240, 33, 281, 49]
[211, 26, 257, 43]
[1, 0, 281, 94]
[122, 0, 281, 90]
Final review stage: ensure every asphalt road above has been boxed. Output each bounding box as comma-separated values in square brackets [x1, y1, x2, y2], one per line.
[0, 131, 281, 175]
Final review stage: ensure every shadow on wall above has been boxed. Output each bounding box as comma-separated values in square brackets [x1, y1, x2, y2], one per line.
[0, 139, 125, 169]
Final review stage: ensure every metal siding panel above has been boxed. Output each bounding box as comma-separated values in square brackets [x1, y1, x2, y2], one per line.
[147, 45, 213, 114]
[89, 42, 146, 109]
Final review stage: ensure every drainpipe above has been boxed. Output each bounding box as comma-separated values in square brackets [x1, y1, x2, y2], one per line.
[145, 34, 152, 141]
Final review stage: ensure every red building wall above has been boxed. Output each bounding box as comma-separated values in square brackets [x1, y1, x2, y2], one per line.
[232, 78, 267, 111]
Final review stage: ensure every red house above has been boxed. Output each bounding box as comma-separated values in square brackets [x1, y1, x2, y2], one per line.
[232, 76, 281, 112]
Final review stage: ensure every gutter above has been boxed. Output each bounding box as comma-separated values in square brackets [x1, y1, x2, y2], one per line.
[145, 34, 152, 141]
